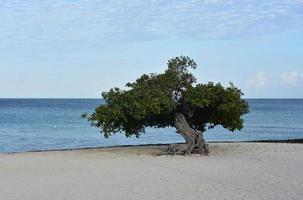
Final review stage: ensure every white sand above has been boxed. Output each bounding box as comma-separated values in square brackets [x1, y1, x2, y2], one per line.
[0, 143, 302, 200]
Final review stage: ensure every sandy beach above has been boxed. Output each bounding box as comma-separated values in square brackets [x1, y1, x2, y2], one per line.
[0, 142, 302, 200]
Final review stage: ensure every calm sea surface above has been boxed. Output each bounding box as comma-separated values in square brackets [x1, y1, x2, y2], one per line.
[0, 99, 303, 153]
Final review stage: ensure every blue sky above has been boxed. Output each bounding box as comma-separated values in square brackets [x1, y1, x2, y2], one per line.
[0, 0, 303, 98]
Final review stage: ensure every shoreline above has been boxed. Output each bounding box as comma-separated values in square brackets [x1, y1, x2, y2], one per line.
[2, 138, 303, 155]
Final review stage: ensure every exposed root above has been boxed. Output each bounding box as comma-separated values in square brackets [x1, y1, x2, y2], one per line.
[166, 144, 181, 155]
[165, 143, 209, 156]
[191, 144, 209, 155]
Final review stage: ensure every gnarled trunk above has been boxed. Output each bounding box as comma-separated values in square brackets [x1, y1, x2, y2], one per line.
[174, 112, 209, 155]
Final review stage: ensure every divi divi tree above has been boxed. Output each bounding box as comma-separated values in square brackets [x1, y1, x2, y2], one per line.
[84, 56, 249, 155]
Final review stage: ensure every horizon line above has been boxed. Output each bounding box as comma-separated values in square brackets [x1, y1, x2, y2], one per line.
[0, 97, 303, 100]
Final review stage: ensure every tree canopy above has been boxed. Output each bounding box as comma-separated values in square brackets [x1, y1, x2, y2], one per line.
[85, 56, 249, 154]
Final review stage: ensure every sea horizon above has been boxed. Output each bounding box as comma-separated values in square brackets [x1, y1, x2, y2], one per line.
[1, 98, 303, 99]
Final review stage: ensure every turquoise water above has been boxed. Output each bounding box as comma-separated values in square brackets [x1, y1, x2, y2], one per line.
[0, 99, 303, 153]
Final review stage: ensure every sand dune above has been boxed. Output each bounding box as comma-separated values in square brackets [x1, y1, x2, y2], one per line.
[0, 143, 302, 200]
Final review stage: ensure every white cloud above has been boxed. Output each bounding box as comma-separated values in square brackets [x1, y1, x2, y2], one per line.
[281, 71, 303, 86]
[247, 71, 267, 89]
[247, 70, 303, 90]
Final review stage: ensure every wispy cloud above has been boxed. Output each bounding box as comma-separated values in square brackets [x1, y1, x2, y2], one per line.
[281, 71, 303, 86]
[247, 70, 303, 89]
[0, 0, 303, 51]
[247, 71, 267, 89]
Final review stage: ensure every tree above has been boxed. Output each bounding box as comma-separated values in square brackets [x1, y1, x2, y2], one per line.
[84, 56, 249, 155]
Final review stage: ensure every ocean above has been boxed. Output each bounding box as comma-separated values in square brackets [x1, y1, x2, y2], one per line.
[0, 99, 302, 153]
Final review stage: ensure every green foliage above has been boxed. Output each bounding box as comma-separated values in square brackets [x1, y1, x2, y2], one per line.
[86, 56, 249, 138]
[184, 82, 249, 132]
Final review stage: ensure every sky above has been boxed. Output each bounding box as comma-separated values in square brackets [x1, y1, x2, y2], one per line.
[0, 0, 303, 98]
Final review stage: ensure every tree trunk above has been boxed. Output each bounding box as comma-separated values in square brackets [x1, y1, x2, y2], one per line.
[174, 112, 209, 155]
